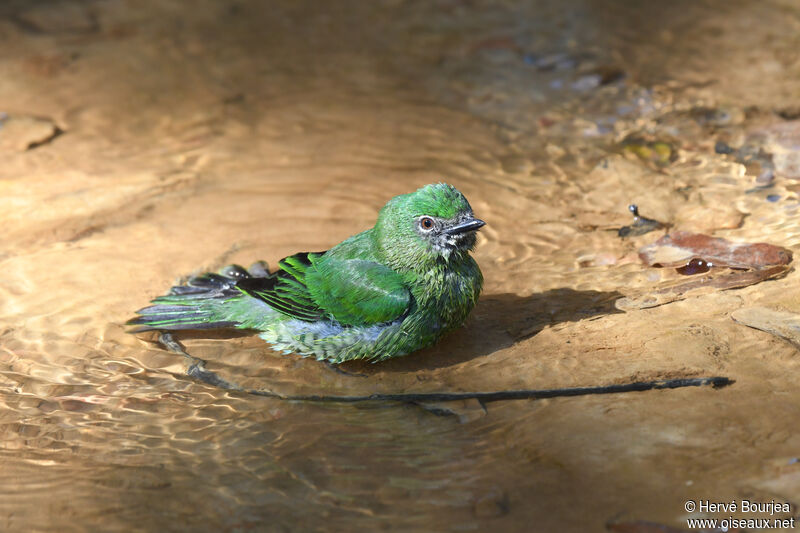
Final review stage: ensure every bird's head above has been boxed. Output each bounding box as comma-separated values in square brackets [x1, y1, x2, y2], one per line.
[374, 183, 485, 268]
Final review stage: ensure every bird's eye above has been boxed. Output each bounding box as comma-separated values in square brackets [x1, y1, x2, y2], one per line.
[419, 217, 434, 230]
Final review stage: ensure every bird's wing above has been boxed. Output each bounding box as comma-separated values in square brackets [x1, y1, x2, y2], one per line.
[235, 252, 327, 322]
[305, 256, 411, 326]
[235, 252, 411, 326]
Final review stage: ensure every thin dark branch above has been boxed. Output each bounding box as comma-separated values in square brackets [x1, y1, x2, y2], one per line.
[242, 376, 733, 403]
[161, 333, 734, 405]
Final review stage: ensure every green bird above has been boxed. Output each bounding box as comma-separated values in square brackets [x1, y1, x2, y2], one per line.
[128, 183, 485, 363]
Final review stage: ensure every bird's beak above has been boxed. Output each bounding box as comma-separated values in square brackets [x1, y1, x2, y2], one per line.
[445, 218, 486, 235]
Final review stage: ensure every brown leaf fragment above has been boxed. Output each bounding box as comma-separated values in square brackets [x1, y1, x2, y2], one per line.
[639, 231, 792, 269]
[618, 233, 793, 310]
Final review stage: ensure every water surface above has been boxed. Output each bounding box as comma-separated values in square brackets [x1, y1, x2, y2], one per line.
[2, 1, 800, 531]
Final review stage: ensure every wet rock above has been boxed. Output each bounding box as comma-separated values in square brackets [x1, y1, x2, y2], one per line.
[720, 119, 800, 181]
[757, 120, 800, 150]
[715, 140, 765, 162]
[672, 204, 744, 233]
[0, 114, 62, 152]
[731, 307, 800, 348]
[773, 151, 800, 180]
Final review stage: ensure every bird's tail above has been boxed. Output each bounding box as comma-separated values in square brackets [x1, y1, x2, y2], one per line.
[127, 265, 265, 332]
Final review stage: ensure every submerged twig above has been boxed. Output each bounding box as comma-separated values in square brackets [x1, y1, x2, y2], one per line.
[245, 376, 733, 403]
[159, 333, 734, 404]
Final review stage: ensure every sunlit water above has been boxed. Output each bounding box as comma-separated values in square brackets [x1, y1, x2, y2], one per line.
[3, 1, 800, 531]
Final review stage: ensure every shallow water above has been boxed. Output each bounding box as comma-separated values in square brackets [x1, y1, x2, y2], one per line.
[3, 0, 800, 531]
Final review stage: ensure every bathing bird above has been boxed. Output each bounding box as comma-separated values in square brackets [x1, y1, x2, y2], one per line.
[128, 183, 485, 363]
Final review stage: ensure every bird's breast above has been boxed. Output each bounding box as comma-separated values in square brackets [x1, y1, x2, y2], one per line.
[410, 261, 482, 332]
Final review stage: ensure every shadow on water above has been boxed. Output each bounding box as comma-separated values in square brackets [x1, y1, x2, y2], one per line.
[138, 288, 731, 408]
[150, 288, 624, 374]
[355, 288, 625, 373]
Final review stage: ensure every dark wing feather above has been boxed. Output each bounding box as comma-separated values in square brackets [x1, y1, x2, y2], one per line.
[235, 252, 326, 322]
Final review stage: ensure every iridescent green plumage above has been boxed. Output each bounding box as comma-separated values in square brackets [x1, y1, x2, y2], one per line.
[128, 183, 484, 363]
